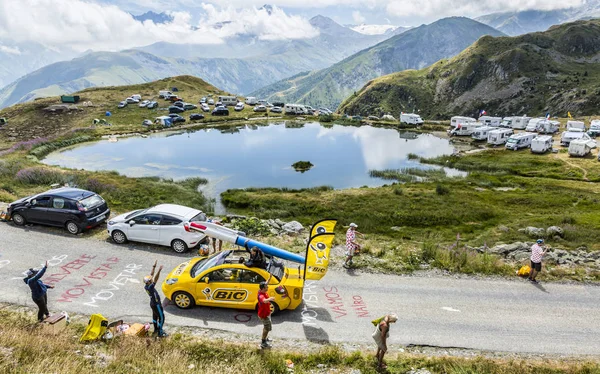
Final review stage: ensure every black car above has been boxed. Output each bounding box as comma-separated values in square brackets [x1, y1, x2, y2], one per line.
[7, 188, 110, 235]
[212, 107, 229, 116]
[173, 101, 185, 108]
[169, 106, 184, 114]
[168, 114, 186, 123]
[189, 113, 205, 121]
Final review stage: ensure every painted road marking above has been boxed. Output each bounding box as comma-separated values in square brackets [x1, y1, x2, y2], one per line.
[442, 307, 461, 312]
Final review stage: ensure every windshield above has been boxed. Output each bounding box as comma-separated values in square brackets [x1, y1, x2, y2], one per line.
[507, 138, 517, 143]
[191, 251, 230, 278]
[78, 194, 104, 209]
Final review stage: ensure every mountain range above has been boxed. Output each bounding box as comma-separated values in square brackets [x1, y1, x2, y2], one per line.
[338, 19, 600, 118]
[251, 17, 505, 110]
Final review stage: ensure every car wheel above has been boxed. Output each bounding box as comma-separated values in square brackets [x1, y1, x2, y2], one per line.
[171, 239, 188, 253]
[270, 302, 281, 315]
[111, 230, 128, 244]
[12, 213, 26, 226]
[66, 221, 81, 235]
[172, 291, 195, 309]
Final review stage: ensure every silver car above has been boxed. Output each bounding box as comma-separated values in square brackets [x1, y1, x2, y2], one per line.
[107, 204, 207, 253]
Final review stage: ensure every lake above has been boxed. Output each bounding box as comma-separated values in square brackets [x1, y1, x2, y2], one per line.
[43, 122, 459, 210]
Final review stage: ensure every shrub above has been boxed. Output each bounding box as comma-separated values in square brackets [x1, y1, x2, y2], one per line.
[436, 184, 450, 195]
[232, 217, 272, 236]
[79, 177, 116, 193]
[15, 167, 70, 185]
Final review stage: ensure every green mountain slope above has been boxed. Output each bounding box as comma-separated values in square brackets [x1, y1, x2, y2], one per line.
[250, 17, 505, 110]
[338, 19, 600, 118]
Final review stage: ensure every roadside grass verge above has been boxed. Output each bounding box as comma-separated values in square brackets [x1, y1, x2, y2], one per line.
[0, 309, 598, 374]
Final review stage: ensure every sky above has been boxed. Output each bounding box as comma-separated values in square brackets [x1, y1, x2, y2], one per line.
[0, 0, 586, 53]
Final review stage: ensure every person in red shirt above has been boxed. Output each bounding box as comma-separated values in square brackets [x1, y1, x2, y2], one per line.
[257, 274, 275, 348]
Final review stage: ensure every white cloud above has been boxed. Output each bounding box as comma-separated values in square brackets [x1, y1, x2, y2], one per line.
[0, 0, 318, 52]
[0, 45, 21, 55]
[352, 10, 366, 23]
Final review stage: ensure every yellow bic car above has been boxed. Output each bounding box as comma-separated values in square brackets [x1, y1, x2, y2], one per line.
[162, 250, 304, 313]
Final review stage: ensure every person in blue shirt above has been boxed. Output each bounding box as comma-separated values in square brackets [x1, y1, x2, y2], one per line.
[144, 260, 167, 337]
[23, 260, 54, 322]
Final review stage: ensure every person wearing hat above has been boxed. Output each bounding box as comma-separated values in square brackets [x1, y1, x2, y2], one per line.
[343, 223, 363, 269]
[144, 260, 167, 337]
[372, 313, 398, 370]
[257, 274, 275, 349]
[23, 260, 54, 322]
[529, 239, 548, 283]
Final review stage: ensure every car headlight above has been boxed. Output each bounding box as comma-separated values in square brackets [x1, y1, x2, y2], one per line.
[108, 220, 116, 226]
[165, 278, 178, 285]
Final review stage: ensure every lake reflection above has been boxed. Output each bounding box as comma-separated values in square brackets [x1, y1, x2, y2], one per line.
[43, 122, 457, 201]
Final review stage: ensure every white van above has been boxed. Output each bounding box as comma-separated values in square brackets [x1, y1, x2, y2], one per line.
[568, 138, 597, 157]
[131, 94, 142, 101]
[505, 132, 536, 151]
[449, 122, 479, 136]
[218, 96, 238, 107]
[525, 118, 544, 132]
[245, 97, 258, 105]
[159, 91, 172, 99]
[500, 117, 513, 128]
[538, 120, 560, 134]
[487, 128, 513, 146]
[285, 104, 308, 115]
[531, 135, 553, 154]
[479, 116, 502, 127]
[450, 116, 476, 128]
[588, 120, 600, 137]
[512, 116, 531, 130]
[400, 113, 424, 125]
[471, 126, 496, 141]
[561, 129, 589, 146]
[567, 120, 586, 131]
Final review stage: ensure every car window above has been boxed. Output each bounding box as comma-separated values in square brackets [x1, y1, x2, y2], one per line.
[31, 196, 51, 208]
[190, 212, 207, 222]
[52, 197, 66, 209]
[161, 215, 182, 226]
[133, 214, 162, 225]
[207, 267, 241, 283]
[78, 194, 103, 209]
[238, 269, 266, 284]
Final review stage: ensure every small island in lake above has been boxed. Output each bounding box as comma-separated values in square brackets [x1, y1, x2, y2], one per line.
[292, 161, 314, 173]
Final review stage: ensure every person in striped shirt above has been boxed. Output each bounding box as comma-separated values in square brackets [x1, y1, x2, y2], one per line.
[343, 223, 363, 269]
[529, 239, 547, 284]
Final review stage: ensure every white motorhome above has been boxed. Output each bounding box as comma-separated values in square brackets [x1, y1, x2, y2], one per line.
[449, 122, 480, 136]
[285, 104, 308, 115]
[500, 117, 513, 128]
[245, 97, 258, 105]
[568, 138, 597, 157]
[525, 118, 544, 132]
[131, 94, 142, 101]
[450, 116, 476, 128]
[531, 135, 553, 154]
[567, 120, 586, 131]
[471, 126, 496, 141]
[218, 96, 238, 107]
[487, 128, 513, 146]
[512, 116, 531, 130]
[159, 90, 172, 98]
[588, 120, 600, 137]
[479, 116, 502, 127]
[538, 120, 560, 134]
[561, 129, 589, 146]
[505, 132, 536, 151]
[400, 113, 424, 125]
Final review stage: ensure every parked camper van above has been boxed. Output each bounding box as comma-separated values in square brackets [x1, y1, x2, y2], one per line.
[588, 120, 600, 137]
[512, 116, 531, 130]
[285, 104, 308, 115]
[159, 90, 172, 99]
[245, 97, 258, 105]
[538, 120, 560, 134]
[450, 116, 476, 128]
[567, 120, 586, 132]
[505, 132, 536, 151]
[471, 126, 496, 141]
[500, 117, 513, 128]
[487, 128, 513, 146]
[568, 138, 597, 157]
[218, 96, 238, 107]
[525, 118, 544, 132]
[400, 113, 424, 125]
[449, 122, 479, 136]
[479, 116, 502, 127]
[531, 135, 553, 154]
[561, 129, 589, 146]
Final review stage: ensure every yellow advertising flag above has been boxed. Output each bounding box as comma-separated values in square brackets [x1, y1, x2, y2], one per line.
[304, 233, 335, 280]
[568, 112, 572, 119]
[310, 219, 337, 238]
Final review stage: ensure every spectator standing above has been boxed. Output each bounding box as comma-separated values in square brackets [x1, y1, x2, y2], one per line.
[207, 217, 223, 254]
[343, 223, 363, 268]
[529, 239, 547, 284]
[23, 260, 54, 322]
[372, 314, 398, 370]
[257, 274, 275, 349]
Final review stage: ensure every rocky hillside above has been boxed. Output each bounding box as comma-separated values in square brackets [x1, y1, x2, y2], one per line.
[338, 19, 600, 119]
[250, 17, 505, 110]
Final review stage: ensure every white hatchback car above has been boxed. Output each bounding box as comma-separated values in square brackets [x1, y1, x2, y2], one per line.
[107, 204, 207, 253]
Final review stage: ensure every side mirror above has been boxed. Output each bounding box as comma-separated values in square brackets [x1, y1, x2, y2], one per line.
[129, 220, 135, 226]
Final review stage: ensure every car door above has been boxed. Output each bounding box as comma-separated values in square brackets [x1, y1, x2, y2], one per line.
[25, 196, 52, 224]
[127, 214, 161, 243]
[46, 197, 75, 227]
[195, 267, 249, 308]
[157, 215, 183, 246]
